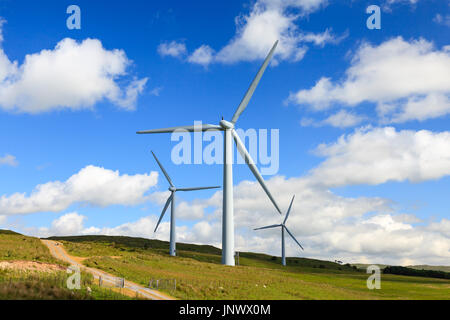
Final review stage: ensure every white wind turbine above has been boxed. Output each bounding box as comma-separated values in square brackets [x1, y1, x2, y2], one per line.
[151, 151, 220, 257]
[138, 41, 281, 266]
[254, 195, 304, 266]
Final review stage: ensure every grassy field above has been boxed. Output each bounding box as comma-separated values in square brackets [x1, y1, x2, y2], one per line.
[0, 231, 136, 300]
[0, 230, 62, 265]
[49, 235, 450, 300]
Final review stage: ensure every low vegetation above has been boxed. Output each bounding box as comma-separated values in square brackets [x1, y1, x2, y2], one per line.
[0, 230, 61, 264]
[48, 235, 450, 300]
[0, 231, 136, 300]
[384, 266, 450, 280]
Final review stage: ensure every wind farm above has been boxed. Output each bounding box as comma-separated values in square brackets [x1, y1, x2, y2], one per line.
[0, 0, 449, 306]
[138, 41, 282, 266]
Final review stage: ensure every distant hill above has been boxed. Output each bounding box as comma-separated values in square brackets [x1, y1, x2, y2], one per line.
[383, 266, 450, 280]
[352, 263, 450, 274]
[46, 234, 357, 272]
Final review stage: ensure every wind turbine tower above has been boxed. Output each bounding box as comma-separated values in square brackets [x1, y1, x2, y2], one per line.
[151, 151, 220, 256]
[254, 195, 304, 266]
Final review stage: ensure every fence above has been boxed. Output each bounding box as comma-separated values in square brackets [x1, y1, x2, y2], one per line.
[97, 275, 125, 289]
[148, 279, 177, 292]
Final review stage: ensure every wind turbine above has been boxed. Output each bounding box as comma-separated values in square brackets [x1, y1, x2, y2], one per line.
[137, 41, 281, 266]
[254, 195, 304, 266]
[151, 151, 220, 257]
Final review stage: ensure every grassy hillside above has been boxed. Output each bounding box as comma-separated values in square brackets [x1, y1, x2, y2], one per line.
[0, 231, 136, 300]
[0, 231, 61, 264]
[49, 235, 450, 300]
[48, 235, 356, 272]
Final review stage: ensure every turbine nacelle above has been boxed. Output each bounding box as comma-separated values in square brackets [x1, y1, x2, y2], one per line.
[169, 186, 177, 192]
[219, 119, 234, 129]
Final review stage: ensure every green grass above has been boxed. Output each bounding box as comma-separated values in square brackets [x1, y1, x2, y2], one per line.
[49, 235, 450, 300]
[0, 231, 137, 300]
[0, 232, 61, 264]
[0, 268, 136, 300]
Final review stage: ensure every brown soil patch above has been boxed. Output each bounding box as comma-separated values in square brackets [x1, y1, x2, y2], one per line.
[0, 260, 66, 273]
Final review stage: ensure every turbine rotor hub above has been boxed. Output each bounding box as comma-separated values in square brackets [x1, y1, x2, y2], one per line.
[220, 119, 234, 130]
[169, 187, 176, 192]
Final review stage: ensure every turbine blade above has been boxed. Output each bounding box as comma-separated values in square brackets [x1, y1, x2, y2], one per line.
[137, 124, 222, 134]
[254, 224, 281, 231]
[177, 186, 221, 192]
[231, 40, 278, 124]
[232, 129, 282, 214]
[154, 193, 173, 233]
[284, 226, 304, 250]
[283, 195, 295, 225]
[151, 151, 174, 188]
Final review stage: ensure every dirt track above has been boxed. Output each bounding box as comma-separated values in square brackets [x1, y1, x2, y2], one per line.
[41, 239, 174, 300]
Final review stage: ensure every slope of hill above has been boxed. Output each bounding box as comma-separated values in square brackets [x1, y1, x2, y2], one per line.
[0, 230, 61, 264]
[0, 231, 136, 300]
[47, 235, 450, 300]
[47, 235, 355, 272]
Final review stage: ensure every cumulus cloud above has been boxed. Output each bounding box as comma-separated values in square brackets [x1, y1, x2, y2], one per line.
[157, 41, 187, 58]
[0, 165, 158, 215]
[0, 154, 18, 167]
[301, 110, 366, 128]
[309, 127, 450, 187]
[288, 37, 450, 124]
[0, 20, 147, 113]
[187, 45, 215, 66]
[433, 14, 450, 27]
[183, 0, 343, 66]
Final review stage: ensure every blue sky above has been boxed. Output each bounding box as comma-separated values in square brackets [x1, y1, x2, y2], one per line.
[0, 0, 449, 265]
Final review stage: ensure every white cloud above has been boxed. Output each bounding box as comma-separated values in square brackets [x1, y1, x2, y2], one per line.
[433, 14, 450, 27]
[426, 219, 450, 238]
[362, 214, 412, 232]
[49, 212, 86, 236]
[149, 86, 163, 97]
[157, 41, 187, 58]
[0, 154, 18, 167]
[185, 0, 342, 66]
[288, 37, 450, 123]
[187, 45, 215, 66]
[299, 28, 348, 47]
[309, 127, 450, 187]
[301, 110, 366, 128]
[0, 165, 158, 215]
[0, 215, 6, 226]
[0, 20, 147, 113]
